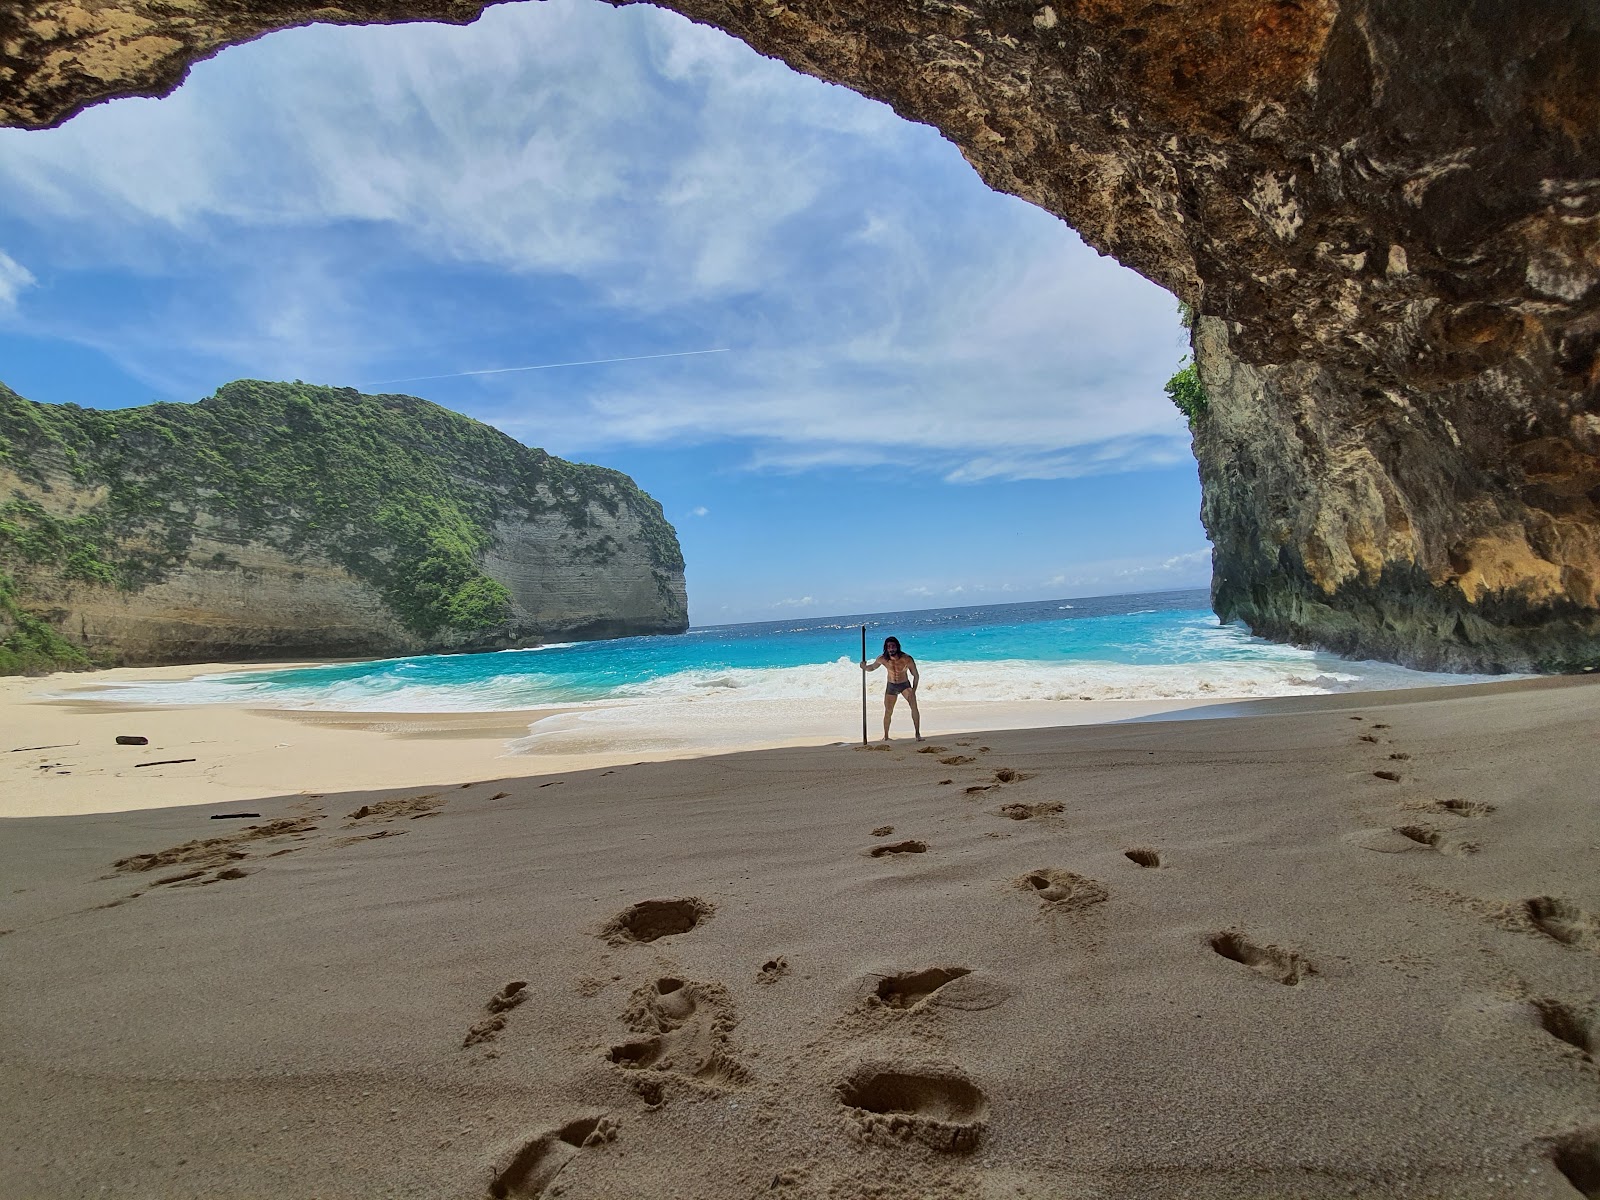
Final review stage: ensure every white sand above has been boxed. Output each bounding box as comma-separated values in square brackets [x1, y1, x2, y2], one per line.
[1, 661, 1243, 818]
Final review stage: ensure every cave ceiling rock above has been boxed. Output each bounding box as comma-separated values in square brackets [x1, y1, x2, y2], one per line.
[4, 0, 1600, 670]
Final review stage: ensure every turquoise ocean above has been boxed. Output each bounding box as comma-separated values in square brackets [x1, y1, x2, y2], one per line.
[71, 588, 1495, 754]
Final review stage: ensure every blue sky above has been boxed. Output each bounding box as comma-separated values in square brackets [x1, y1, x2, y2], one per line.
[0, 0, 1208, 625]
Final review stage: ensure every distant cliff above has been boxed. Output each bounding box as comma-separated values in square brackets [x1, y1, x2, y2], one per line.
[0, 380, 688, 673]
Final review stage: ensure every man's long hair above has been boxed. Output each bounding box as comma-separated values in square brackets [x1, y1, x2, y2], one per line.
[882, 637, 902, 658]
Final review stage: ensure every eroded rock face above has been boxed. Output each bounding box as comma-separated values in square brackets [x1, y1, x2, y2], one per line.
[3, 0, 1599, 669]
[0, 381, 688, 669]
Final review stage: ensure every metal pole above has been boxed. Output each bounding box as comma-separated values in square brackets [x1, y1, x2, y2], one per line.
[860, 625, 868, 746]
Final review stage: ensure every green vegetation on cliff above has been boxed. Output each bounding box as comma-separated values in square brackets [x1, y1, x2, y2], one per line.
[0, 569, 91, 674]
[0, 380, 684, 672]
[1164, 359, 1208, 428]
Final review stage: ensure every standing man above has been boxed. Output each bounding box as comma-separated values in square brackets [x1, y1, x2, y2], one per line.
[861, 636, 921, 742]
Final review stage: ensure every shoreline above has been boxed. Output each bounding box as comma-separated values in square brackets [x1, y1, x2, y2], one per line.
[1, 657, 1582, 819]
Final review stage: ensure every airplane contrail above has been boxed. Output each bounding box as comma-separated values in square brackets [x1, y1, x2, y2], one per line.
[363, 347, 732, 387]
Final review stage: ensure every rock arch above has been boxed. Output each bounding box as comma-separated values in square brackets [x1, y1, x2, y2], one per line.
[5, 0, 1598, 669]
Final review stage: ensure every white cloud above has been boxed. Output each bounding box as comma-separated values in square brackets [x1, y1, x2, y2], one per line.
[0, 251, 36, 312]
[0, 0, 1190, 478]
[0, 1, 891, 301]
[1040, 549, 1212, 595]
[690, 505, 709, 517]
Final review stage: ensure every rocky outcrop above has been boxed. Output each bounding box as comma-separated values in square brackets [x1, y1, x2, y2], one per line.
[0, 381, 687, 670]
[2, 1, 1599, 669]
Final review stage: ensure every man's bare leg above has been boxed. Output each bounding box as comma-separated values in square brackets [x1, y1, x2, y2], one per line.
[906, 692, 922, 741]
[882, 692, 895, 741]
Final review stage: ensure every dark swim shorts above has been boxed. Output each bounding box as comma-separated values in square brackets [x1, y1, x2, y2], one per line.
[886, 681, 913, 696]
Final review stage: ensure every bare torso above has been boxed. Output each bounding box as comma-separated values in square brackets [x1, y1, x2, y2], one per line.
[876, 653, 915, 683]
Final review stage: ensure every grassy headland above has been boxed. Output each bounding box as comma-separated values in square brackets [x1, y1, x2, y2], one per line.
[0, 380, 684, 673]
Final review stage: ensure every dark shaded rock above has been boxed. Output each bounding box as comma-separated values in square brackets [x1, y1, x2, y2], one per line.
[1, 2, 1598, 669]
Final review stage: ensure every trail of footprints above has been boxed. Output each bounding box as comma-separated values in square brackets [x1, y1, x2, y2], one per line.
[1346, 711, 1598, 1193]
[98, 730, 1594, 1194]
[1349, 715, 1486, 856]
[1347, 715, 1599, 956]
[474, 737, 1350, 1196]
[87, 782, 518, 909]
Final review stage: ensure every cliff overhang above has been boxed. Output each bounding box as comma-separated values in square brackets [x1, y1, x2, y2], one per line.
[3, 1, 1599, 671]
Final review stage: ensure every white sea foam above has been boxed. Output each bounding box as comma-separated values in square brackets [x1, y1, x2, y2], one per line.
[62, 668, 576, 712]
[600, 654, 1481, 706]
[505, 654, 1499, 757]
[63, 640, 1504, 720]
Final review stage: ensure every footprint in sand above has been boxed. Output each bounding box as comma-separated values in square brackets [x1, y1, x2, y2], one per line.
[869, 839, 928, 857]
[1428, 798, 1495, 818]
[1358, 734, 1380, 744]
[863, 966, 1008, 1012]
[112, 816, 319, 876]
[345, 793, 443, 825]
[463, 981, 529, 1048]
[1546, 1129, 1600, 1199]
[600, 897, 714, 945]
[870, 825, 894, 837]
[837, 1063, 988, 1152]
[1524, 897, 1600, 951]
[143, 864, 254, 892]
[606, 977, 749, 1094]
[488, 1115, 618, 1199]
[872, 967, 971, 1009]
[939, 755, 975, 766]
[1532, 999, 1597, 1055]
[916, 745, 949, 755]
[757, 956, 790, 984]
[1348, 825, 1475, 855]
[1397, 825, 1444, 849]
[1397, 824, 1480, 855]
[1124, 847, 1161, 867]
[1374, 770, 1403, 782]
[995, 801, 1064, 821]
[1014, 869, 1107, 910]
[1208, 931, 1315, 985]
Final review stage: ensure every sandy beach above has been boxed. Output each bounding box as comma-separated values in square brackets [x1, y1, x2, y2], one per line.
[2, 668, 1599, 1198]
[0, 662, 1253, 820]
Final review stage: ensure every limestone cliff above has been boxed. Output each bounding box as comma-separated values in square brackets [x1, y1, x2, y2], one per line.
[0, 380, 688, 671]
[2, 2, 1599, 670]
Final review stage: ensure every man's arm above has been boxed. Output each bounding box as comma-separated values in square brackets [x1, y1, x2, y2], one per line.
[861, 655, 883, 672]
[908, 658, 920, 688]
